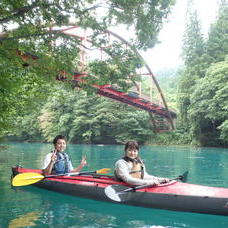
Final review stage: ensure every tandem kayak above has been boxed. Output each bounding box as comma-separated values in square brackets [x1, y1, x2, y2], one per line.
[12, 167, 228, 216]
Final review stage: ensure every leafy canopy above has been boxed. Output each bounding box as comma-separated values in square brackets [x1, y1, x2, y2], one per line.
[0, 0, 175, 135]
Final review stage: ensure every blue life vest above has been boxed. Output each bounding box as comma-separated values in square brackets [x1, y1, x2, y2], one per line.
[53, 152, 71, 174]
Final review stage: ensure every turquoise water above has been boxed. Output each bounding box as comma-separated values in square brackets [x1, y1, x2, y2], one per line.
[0, 143, 228, 227]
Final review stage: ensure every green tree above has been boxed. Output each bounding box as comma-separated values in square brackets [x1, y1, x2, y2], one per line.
[206, 0, 228, 64]
[37, 84, 154, 144]
[39, 84, 79, 142]
[0, 0, 175, 136]
[189, 58, 228, 146]
[178, 7, 205, 139]
[175, 0, 228, 146]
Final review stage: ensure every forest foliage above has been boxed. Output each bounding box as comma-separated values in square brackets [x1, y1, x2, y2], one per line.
[1, 0, 228, 147]
[0, 0, 175, 141]
[177, 1, 228, 146]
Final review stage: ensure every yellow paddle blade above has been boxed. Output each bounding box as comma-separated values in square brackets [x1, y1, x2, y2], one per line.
[12, 172, 45, 187]
[96, 168, 111, 174]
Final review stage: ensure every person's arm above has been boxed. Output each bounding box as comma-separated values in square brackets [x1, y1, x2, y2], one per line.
[42, 151, 57, 176]
[115, 160, 160, 186]
[70, 156, 87, 173]
[144, 167, 169, 183]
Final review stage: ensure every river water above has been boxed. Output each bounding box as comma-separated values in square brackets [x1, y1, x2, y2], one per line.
[0, 143, 228, 227]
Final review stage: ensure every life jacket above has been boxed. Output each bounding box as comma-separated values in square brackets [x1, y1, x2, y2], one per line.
[53, 152, 71, 174]
[123, 156, 144, 179]
[115, 156, 144, 181]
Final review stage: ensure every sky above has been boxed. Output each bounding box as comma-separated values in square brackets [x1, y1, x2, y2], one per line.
[142, 0, 219, 73]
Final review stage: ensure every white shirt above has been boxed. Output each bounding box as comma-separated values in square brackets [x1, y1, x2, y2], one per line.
[42, 153, 73, 171]
[115, 159, 163, 186]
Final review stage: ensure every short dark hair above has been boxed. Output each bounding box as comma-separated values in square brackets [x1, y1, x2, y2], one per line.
[124, 141, 139, 151]
[53, 135, 67, 145]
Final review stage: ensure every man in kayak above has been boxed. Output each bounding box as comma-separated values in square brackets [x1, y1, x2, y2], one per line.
[42, 135, 87, 175]
[115, 141, 169, 186]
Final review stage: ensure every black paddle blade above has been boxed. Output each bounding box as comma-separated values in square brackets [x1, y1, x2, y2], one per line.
[104, 184, 133, 202]
[178, 171, 188, 182]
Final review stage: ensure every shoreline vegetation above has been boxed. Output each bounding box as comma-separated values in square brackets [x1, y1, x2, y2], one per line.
[1, 138, 227, 149]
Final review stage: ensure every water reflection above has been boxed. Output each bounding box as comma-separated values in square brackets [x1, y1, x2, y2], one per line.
[8, 212, 41, 228]
[2, 143, 228, 228]
[8, 187, 228, 228]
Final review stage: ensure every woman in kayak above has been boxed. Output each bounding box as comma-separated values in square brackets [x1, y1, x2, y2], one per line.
[42, 135, 87, 175]
[115, 141, 169, 186]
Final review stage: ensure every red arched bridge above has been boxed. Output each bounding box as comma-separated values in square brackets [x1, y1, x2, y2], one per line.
[60, 26, 177, 132]
[19, 25, 177, 132]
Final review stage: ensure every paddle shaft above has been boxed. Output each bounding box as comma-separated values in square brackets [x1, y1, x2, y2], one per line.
[120, 172, 188, 193]
[43, 168, 111, 178]
[104, 171, 189, 202]
[45, 171, 96, 178]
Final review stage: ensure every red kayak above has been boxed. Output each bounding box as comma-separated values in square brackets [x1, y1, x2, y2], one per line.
[12, 167, 228, 216]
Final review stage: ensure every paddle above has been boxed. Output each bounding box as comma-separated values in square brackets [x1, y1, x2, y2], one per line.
[12, 168, 111, 187]
[104, 171, 188, 202]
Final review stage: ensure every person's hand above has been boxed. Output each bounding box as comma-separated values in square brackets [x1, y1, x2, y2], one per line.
[80, 155, 87, 167]
[51, 150, 57, 163]
[153, 180, 160, 186]
[147, 180, 160, 186]
[159, 178, 170, 184]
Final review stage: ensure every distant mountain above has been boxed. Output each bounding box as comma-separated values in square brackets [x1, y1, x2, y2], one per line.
[155, 66, 183, 110]
[155, 66, 182, 90]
